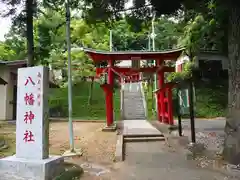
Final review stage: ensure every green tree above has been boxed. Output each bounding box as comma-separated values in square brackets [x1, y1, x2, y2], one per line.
[111, 19, 149, 51]
[0, 42, 16, 60]
[1, 0, 37, 65]
[155, 17, 183, 50]
[34, 9, 66, 64]
[49, 19, 110, 104]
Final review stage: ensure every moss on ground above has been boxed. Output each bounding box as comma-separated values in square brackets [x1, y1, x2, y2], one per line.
[54, 162, 83, 180]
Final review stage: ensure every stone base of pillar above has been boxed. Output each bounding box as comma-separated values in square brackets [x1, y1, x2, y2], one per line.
[62, 148, 83, 157]
[102, 124, 117, 132]
[0, 155, 64, 180]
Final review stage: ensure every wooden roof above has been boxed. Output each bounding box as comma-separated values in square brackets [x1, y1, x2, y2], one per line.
[0, 60, 59, 88]
[83, 48, 185, 63]
[0, 60, 27, 66]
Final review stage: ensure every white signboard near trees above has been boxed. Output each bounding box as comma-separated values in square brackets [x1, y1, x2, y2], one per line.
[0, 66, 64, 180]
[176, 56, 190, 115]
[16, 66, 49, 160]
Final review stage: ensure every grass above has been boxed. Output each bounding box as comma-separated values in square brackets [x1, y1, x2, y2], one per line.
[145, 78, 228, 120]
[49, 81, 121, 120]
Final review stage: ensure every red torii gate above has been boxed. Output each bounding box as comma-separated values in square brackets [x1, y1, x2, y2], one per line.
[83, 48, 184, 129]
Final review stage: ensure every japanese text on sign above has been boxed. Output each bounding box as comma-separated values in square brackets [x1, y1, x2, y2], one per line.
[22, 73, 42, 143]
[16, 66, 49, 160]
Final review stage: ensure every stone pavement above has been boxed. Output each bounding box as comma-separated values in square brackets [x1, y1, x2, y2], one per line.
[121, 120, 163, 137]
[110, 141, 238, 180]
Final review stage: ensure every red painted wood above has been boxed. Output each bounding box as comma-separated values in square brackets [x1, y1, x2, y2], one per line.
[95, 67, 174, 75]
[100, 84, 114, 126]
[84, 49, 183, 63]
[167, 88, 174, 125]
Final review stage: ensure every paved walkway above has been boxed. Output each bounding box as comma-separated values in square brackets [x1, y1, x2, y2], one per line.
[72, 119, 239, 180]
[110, 141, 238, 180]
[121, 120, 163, 137]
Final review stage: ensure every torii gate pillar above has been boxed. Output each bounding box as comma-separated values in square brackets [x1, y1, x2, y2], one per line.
[156, 60, 164, 122]
[101, 59, 116, 131]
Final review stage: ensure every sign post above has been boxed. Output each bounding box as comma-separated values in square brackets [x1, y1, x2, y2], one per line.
[16, 66, 49, 159]
[176, 56, 196, 143]
[176, 56, 191, 115]
[0, 66, 64, 180]
[178, 88, 190, 115]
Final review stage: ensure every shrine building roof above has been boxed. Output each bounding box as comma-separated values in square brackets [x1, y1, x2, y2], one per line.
[83, 48, 185, 63]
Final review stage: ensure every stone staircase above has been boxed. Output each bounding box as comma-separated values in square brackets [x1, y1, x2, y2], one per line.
[121, 82, 147, 120]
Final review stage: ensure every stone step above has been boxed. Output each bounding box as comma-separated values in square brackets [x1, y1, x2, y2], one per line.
[124, 136, 165, 142]
[124, 102, 144, 105]
[123, 94, 142, 97]
[124, 110, 145, 112]
[123, 103, 143, 106]
[123, 91, 141, 94]
[124, 106, 145, 109]
[124, 100, 143, 101]
[124, 111, 145, 114]
[124, 99, 143, 102]
[124, 116, 146, 118]
[124, 107, 144, 110]
[123, 97, 142, 100]
[124, 117, 146, 119]
[124, 113, 145, 117]
[124, 103, 144, 105]
[124, 113, 145, 116]
[123, 92, 141, 94]
[122, 83, 147, 120]
[123, 97, 142, 99]
[124, 110, 145, 113]
[124, 112, 145, 115]
[124, 112, 145, 114]
[123, 102, 143, 105]
[123, 94, 141, 95]
[123, 112, 145, 115]
[123, 118, 146, 120]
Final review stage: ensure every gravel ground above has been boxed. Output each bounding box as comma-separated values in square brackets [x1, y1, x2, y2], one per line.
[0, 121, 117, 179]
[180, 119, 225, 152]
[158, 119, 240, 177]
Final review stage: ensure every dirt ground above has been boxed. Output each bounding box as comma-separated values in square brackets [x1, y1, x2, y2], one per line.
[49, 122, 117, 164]
[0, 121, 117, 179]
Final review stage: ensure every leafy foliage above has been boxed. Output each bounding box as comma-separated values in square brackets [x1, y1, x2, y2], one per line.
[167, 61, 196, 83]
[0, 42, 17, 60]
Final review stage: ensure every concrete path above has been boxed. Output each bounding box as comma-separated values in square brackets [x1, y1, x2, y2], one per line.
[122, 120, 163, 137]
[111, 141, 237, 180]
[112, 119, 237, 180]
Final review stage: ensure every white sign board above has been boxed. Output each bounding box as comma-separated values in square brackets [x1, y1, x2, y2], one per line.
[175, 55, 190, 72]
[16, 66, 49, 160]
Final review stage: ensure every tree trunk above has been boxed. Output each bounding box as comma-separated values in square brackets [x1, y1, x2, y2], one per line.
[26, 0, 34, 66]
[88, 77, 94, 105]
[223, 4, 240, 164]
